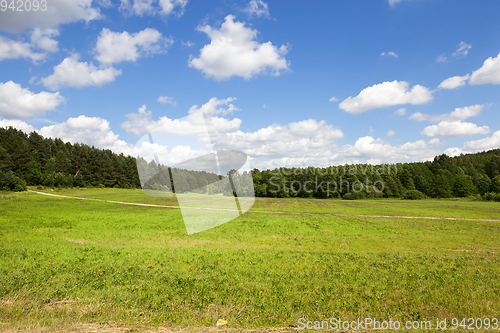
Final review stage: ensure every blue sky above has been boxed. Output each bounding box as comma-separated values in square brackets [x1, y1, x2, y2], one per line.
[1, 0, 500, 169]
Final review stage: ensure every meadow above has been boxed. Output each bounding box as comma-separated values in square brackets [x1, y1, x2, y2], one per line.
[1, 188, 500, 332]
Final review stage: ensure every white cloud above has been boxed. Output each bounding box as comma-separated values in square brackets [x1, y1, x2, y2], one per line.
[381, 51, 398, 58]
[444, 147, 464, 157]
[409, 104, 484, 122]
[39, 115, 127, 149]
[0, 0, 101, 34]
[389, 0, 402, 6]
[464, 130, 500, 151]
[215, 119, 344, 159]
[30, 28, 60, 53]
[94, 28, 171, 66]
[329, 96, 338, 102]
[182, 41, 195, 47]
[188, 15, 289, 81]
[453, 41, 472, 58]
[0, 35, 46, 62]
[438, 74, 470, 90]
[339, 80, 433, 114]
[421, 121, 490, 138]
[129, 0, 155, 15]
[296, 136, 445, 168]
[41, 54, 122, 90]
[97, 0, 113, 7]
[0, 119, 37, 133]
[122, 98, 241, 137]
[157, 96, 177, 106]
[243, 0, 270, 18]
[119, 0, 187, 17]
[469, 52, 500, 85]
[436, 42, 472, 64]
[436, 54, 447, 63]
[187, 97, 240, 116]
[395, 108, 407, 116]
[0, 81, 64, 119]
[121, 97, 346, 168]
[121, 105, 155, 136]
[159, 0, 187, 16]
[387, 130, 396, 137]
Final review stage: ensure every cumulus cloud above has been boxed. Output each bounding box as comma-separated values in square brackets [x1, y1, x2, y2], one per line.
[395, 108, 407, 116]
[453, 41, 472, 58]
[0, 35, 46, 62]
[122, 98, 241, 137]
[387, 130, 396, 137]
[409, 104, 484, 122]
[339, 80, 433, 114]
[94, 28, 172, 66]
[39, 115, 127, 149]
[348, 137, 434, 161]
[438, 74, 470, 90]
[464, 131, 500, 151]
[41, 54, 122, 90]
[469, 52, 500, 85]
[444, 147, 465, 157]
[243, 0, 270, 18]
[121, 97, 346, 168]
[187, 97, 240, 116]
[329, 96, 338, 102]
[421, 121, 490, 138]
[259, 136, 446, 169]
[159, 0, 188, 16]
[119, 0, 187, 17]
[188, 15, 289, 80]
[0, 0, 101, 34]
[157, 96, 176, 106]
[381, 51, 398, 58]
[0, 81, 64, 119]
[0, 118, 37, 133]
[215, 119, 344, 159]
[30, 28, 60, 53]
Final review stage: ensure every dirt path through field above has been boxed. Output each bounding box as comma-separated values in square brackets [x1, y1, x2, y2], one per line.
[29, 190, 500, 222]
[0, 323, 303, 333]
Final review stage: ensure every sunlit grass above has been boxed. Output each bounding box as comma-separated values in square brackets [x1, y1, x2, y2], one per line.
[1, 189, 499, 330]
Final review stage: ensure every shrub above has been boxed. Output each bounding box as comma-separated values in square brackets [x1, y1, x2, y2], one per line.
[0, 171, 26, 192]
[403, 189, 426, 200]
[483, 192, 500, 202]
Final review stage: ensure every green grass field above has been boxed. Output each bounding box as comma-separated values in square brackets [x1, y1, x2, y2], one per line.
[1, 188, 500, 331]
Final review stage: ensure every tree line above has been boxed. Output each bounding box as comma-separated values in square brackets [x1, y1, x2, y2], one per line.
[251, 151, 500, 200]
[1, 126, 500, 200]
[0, 127, 140, 191]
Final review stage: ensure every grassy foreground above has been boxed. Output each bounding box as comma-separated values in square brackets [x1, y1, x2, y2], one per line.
[1, 188, 500, 331]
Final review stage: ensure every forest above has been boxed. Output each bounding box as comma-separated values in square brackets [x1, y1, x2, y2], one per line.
[1, 126, 500, 201]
